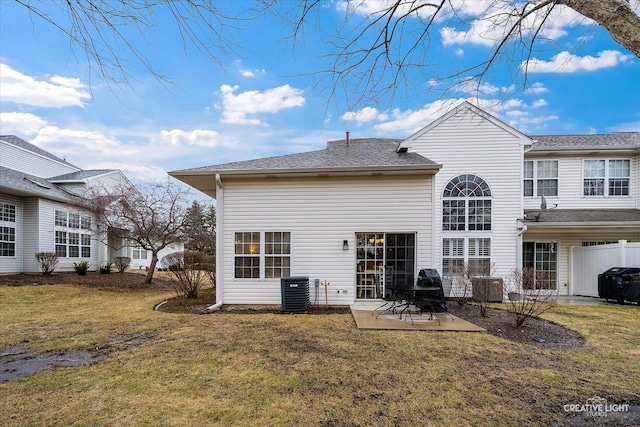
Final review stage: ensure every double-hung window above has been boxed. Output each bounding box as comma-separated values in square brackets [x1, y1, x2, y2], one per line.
[133, 245, 148, 260]
[234, 231, 291, 279]
[0, 204, 16, 257]
[54, 209, 92, 258]
[524, 160, 558, 197]
[583, 159, 630, 196]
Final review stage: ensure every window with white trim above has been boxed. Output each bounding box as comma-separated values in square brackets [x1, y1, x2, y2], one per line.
[524, 160, 558, 197]
[234, 231, 291, 279]
[1, 204, 16, 222]
[133, 245, 148, 260]
[442, 175, 492, 277]
[0, 204, 16, 257]
[442, 237, 491, 276]
[0, 226, 15, 257]
[583, 159, 630, 196]
[443, 174, 491, 231]
[54, 209, 92, 258]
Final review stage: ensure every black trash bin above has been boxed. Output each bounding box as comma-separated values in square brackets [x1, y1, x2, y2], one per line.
[281, 276, 310, 312]
[598, 267, 640, 304]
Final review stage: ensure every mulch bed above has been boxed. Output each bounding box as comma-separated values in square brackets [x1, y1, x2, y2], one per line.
[0, 272, 584, 348]
[0, 271, 173, 292]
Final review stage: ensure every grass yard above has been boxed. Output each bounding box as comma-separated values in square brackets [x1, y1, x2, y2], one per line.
[0, 280, 639, 426]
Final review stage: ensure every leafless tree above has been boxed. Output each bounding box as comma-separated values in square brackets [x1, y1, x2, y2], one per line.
[276, 1, 640, 109]
[505, 267, 558, 328]
[10, 0, 260, 88]
[10, 1, 639, 101]
[86, 179, 193, 283]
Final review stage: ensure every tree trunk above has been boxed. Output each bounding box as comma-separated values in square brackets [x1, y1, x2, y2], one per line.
[559, 0, 640, 58]
[145, 253, 159, 283]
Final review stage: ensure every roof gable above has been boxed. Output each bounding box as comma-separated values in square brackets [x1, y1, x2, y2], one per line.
[397, 101, 532, 151]
[0, 135, 80, 170]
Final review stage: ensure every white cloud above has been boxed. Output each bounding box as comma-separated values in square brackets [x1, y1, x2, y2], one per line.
[524, 82, 548, 95]
[32, 126, 137, 160]
[374, 99, 467, 133]
[341, 107, 388, 123]
[87, 161, 168, 182]
[532, 99, 548, 108]
[0, 112, 49, 136]
[160, 129, 224, 147]
[372, 97, 558, 135]
[441, 3, 588, 47]
[0, 63, 91, 108]
[218, 84, 305, 125]
[240, 68, 266, 77]
[524, 50, 631, 73]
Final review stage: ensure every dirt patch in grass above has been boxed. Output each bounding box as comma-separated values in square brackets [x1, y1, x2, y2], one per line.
[0, 332, 157, 383]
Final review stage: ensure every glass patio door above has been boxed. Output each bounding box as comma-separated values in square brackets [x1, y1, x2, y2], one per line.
[355, 233, 415, 299]
[522, 242, 558, 290]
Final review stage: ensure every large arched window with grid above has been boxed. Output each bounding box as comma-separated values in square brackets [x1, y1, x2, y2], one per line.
[442, 174, 492, 276]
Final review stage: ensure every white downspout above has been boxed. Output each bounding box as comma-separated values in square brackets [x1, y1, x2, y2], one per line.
[203, 174, 224, 313]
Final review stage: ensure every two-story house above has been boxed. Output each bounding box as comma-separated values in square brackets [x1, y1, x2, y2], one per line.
[0, 135, 175, 273]
[170, 102, 640, 305]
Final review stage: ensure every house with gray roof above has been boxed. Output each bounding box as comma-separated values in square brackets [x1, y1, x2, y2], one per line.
[170, 102, 640, 306]
[0, 135, 141, 273]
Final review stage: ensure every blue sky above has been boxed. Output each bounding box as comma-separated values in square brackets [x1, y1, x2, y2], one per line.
[1, 1, 639, 186]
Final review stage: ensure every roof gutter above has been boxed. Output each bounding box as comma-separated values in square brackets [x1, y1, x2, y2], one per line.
[202, 173, 224, 313]
[171, 164, 442, 179]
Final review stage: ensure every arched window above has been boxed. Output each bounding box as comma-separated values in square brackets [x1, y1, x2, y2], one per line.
[443, 174, 491, 231]
[442, 174, 492, 276]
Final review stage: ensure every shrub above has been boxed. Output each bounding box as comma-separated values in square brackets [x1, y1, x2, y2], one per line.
[35, 252, 58, 276]
[162, 251, 215, 298]
[505, 268, 558, 328]
[114, 256, 131, 273]
[73, 260, 90, 275]
[99, 263, 112, 274]
[449, 263, 475, 307]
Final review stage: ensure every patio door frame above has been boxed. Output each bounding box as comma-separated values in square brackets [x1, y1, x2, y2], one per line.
[355, 232, 416, 300]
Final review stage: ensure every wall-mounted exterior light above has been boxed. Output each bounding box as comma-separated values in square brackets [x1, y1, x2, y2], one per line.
[343, 240, 349, 251]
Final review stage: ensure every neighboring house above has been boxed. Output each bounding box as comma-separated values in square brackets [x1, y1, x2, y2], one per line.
[169, 102, 640, 305]
[0, 135, 177, 273]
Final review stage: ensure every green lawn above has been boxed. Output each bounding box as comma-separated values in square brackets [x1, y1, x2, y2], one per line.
[0, 284, 638, 426]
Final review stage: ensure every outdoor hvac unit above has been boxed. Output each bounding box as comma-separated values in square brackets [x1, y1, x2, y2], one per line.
[471, 277, 504, 302]
[281, 276, 311, 312]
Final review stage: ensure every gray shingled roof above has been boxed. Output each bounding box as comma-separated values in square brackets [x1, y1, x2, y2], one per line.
[525, 209, 640, 224]
[49, 170, 116, 181]
[173, 138, 438, 174]
[0, 135, 80, 169]
[0, 165, 82, 203]
[530, 132, 640, 149]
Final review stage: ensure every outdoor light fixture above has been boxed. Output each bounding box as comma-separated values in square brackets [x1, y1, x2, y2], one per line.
[343, 240, 349, 250]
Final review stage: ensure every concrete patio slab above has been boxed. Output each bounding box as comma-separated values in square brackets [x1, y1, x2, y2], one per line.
[350, 308, 485, 331]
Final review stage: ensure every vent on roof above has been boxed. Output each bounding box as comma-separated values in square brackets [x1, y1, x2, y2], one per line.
[24, 177, 50, 189]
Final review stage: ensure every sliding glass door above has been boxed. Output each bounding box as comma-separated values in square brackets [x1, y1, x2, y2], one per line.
[355, 233, 415, 299]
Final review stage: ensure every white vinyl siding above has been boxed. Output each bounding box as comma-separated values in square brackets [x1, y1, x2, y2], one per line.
[524, 160, 558, 197]
[0, 195, 22, 273]
[0, 139, 79, 178]
[583, 159, 630, 197]
[407, 107, 525, 280]
[39, 200, 99, 272]
[524, 154, 638, 210]
[220, 175, 433, 305]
